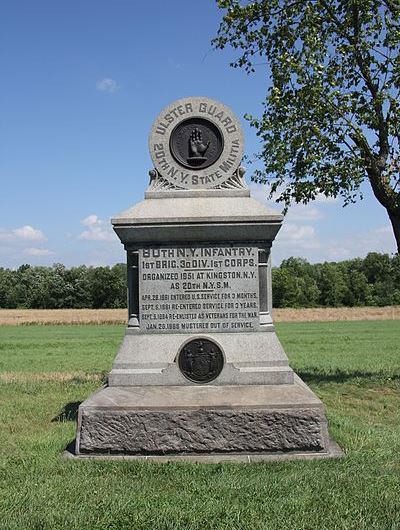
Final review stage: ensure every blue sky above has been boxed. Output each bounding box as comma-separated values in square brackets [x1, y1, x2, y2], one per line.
[0, 0, 396, 269]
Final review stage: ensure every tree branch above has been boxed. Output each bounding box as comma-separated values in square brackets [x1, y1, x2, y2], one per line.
[319, 0, 390, 166]
[382, 0, 400, 16]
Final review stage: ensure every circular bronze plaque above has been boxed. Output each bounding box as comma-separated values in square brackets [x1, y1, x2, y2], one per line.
[170, 117, 224, 170]
[149, 97, 244, 189]
[178, 339, 224, 384]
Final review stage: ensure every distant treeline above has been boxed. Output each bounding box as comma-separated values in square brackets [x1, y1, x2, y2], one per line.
[272, 253, 400, 308]
[0, 252, 399, 309]
[0, 264, 127, 309]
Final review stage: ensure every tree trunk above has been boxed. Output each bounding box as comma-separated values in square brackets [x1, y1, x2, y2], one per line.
[388, 210, 400, 254]
[365, 167, 400, 255]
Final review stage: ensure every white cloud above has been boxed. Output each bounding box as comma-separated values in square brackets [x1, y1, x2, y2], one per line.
[251, 181, 397, 264]
[279, 223, 316, 242]
[373, 225, 391, 235]
[314, 193, 338, 203]
[276, 223, 321, 253]
[82, 214, 99, 227]
[249, 182, 271, 205]
[24, 247, 54, 257]
[14, 225, 47, 241]
[328, 224, 396, 259]
[0, 225, 47, 242]
[250, 181, 292, 205]
[272, 223, 396, 265]
[250, 182, 338, 206]
[78, 214, 115, 242]
[96, 78, 119, 93]
[271, 223, 321, 265]
[0, 226, 53, 266]
[287, 205, 322, 222]
[250, 182, 322, 221]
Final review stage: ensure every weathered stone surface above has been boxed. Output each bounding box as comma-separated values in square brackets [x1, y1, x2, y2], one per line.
[78, 408, 327, 455]
[112, 195, 283, 227]
[76, 380, 331, 456]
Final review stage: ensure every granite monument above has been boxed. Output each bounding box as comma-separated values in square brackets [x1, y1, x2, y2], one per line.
[74, 96, 341, 460]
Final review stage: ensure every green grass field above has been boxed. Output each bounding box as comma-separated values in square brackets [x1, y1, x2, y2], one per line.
[0, 321, 399, 530]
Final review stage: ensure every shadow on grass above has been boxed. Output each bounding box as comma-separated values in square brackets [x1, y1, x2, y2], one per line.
[65, 439, 77, 455]
[298, 369, 400, 385]
[50, 372, 398, 424]
[52, 401, 81, 422]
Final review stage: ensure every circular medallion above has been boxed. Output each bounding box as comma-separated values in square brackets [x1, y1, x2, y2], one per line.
[149, 96, 244, 190]
[178, 339, 224, 384]
[170, 117, 224, 170]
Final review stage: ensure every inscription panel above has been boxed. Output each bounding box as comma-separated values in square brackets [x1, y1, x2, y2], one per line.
[139, 246, 259, 333]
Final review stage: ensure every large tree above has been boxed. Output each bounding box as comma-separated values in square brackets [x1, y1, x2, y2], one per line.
[213, 0, 400, 252]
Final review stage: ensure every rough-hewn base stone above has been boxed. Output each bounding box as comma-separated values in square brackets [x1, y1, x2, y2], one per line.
[79, 409, 326, 454]
[76, 377, 331, 456]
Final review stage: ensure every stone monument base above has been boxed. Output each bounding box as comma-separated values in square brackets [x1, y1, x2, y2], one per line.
[75, 376, 341, 459]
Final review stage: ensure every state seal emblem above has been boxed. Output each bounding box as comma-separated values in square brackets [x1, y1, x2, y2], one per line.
[178, 339, 224, 383]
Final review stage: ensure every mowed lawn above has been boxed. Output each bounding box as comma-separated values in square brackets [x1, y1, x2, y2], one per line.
[0, 321, 399, 530]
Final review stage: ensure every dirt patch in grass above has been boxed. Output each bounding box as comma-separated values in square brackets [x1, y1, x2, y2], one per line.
[0, 309, 127, 325]
[273, 306, 400, 322]
[0, 371, 103, 383]
[0, 306, 399, 325]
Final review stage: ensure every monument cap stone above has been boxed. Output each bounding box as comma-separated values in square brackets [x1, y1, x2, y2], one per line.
[149, 96, 244, 190]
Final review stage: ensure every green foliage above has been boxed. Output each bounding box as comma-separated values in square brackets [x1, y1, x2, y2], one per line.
[272, 257, 320, 307]
[271, 251, 400, 307]
[0, 264, 127, 309]
[0, 253, 398, 309]
[89, 264, 126, 309]
[213, 0, 400, 251]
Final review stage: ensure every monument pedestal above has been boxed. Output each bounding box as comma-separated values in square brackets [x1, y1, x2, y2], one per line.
[74, 97, 341, 461]
[75, 192, 339, 459]
[108, 330, 294, 386]
[77, 378, 334, 456]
